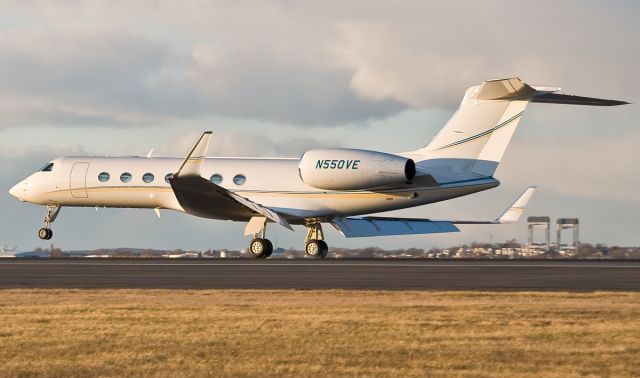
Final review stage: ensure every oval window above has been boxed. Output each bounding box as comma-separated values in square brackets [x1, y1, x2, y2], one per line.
[142, 173, 154, 183]
[233, 174, 246, 185]
[210, 174, 223, 185]
[164, 173, 173, 183]
[120, 172, 132, 183]
[98, 172, 110, 182]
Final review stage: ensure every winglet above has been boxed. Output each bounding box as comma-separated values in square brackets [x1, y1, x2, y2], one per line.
[496, 186, 537, 224]
[175, 131, 213, 177]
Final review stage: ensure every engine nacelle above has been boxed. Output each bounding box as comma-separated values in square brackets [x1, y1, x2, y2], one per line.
[298, 148, 416, 190]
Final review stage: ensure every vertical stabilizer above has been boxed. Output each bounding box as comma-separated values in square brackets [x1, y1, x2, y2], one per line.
[409, 78, 535, 177]
[405, 78, 627, 178]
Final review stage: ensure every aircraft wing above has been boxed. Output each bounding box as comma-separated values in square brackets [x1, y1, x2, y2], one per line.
[331, 187, 536, 238]
[168, 132, 293, 231]
[330, 217, 459, 238]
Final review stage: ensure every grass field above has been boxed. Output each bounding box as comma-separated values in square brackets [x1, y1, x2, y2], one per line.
[0, 290, 639, 377]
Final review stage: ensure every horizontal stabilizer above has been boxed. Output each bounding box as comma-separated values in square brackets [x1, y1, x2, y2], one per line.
[531, 93, 629, 106]
[475, 78, 628, 106]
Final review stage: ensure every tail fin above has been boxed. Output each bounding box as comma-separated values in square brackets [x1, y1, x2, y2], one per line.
[407, 78, 627, 178]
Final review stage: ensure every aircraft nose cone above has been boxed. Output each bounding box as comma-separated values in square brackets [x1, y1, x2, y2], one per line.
[9, 182, 25, 201]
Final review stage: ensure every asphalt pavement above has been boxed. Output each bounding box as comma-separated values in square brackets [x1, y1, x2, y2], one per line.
[0, 259, 638, 291]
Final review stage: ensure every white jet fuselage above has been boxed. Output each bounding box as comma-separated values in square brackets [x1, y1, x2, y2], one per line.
[10, 156, 497, 223]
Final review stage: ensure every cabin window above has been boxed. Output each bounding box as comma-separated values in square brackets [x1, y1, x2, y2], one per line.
[120, 172, 132, 183]
[40, 163, 54, 172]
[164, 173, 173, 183]
[233, 174, 246, 185]
[210, 174, 223, 185]
[98, 172, 110, 182]
[142, 173, 154, 183]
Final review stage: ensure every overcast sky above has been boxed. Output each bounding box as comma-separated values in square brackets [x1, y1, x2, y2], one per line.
[1, 1, 638, 251]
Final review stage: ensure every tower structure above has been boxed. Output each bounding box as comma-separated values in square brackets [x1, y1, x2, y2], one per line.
[527, 216, 550, 252]
[556, 218, 579, 250]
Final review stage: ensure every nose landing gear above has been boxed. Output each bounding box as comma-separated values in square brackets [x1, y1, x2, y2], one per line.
[38, 205, 61, 240]
[38, 227, 52, 240]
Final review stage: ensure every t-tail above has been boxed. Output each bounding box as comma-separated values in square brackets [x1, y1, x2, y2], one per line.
[405, 78, 628, 180]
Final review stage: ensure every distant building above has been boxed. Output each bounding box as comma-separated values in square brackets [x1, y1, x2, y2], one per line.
[15, 251, 50, 258]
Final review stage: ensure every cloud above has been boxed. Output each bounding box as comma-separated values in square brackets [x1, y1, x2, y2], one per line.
[187, 43, 403, 125]
[0, 28, 208, 128]
[0, 1, 637, 129]
[0, 2, 405, 128]
[330, 2, 639, 108]
[164, 130, 346, 158]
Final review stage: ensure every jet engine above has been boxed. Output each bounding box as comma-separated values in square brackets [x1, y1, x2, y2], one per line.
[298, 148, 416, 190]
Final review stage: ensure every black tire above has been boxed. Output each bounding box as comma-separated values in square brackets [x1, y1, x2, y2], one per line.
[46, 229, 53, 240]
[38, 228, 49, 240]
[318, 240, 329, 258]
[264, 239, 273, 258]
[249, 238, 272, 259]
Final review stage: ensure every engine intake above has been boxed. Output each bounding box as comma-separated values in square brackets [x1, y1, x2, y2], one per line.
[299, 148, 415, 190]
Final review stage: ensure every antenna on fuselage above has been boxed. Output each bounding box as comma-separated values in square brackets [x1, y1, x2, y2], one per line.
[146, 148, 154, 158]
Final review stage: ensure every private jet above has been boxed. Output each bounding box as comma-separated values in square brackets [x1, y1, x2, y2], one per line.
[9, 78, 627, 258]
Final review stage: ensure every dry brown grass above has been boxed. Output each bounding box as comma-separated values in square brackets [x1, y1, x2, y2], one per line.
[0, 290, 638, 377]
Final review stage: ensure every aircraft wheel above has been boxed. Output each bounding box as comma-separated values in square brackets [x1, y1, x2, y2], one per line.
[305, 240, 327, 258]
[38, 228, 52, 240]
[318, 240, 329, 258]
[264, 239, 273, 258]
[249, 238, 272, 259]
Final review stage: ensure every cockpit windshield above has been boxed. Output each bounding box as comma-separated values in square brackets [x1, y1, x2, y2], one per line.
[39, 162, 54, 172]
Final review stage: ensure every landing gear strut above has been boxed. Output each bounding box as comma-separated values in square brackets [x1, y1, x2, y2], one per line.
[304, 222, 328, 258]
[38, 205, 61, 241]
[248, 218, 273, 258]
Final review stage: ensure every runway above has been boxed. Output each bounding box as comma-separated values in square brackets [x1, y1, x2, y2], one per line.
[1, 259, 639, 291]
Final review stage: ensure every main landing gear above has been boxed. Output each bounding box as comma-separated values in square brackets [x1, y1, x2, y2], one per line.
[246, 220, 330, 259]
[304, 222, 328, 258]
[248, 219, 273, 259]
[38, 205, 61, 240]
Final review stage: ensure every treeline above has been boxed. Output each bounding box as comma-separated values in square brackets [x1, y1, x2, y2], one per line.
[29, 243, 640, 259]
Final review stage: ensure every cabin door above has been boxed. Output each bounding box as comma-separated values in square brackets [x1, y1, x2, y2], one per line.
[70, 162, 89, 198]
